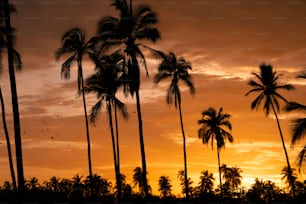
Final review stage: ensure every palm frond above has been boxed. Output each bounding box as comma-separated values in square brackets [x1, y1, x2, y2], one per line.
[154, 72, 171, 83]
[285, 102, 306, 112]
[113, 97, 129, 120]
[297, 145, 306, 170]
[250, 93, 264, 110]
[12, 48, 22, 70]
[90, 99, 103, 123]
[276, 84, 295, 91]
[291, 118, 306, 146]
[135, 28, 160, 42]
[61, 55, 75, 79]
[180, 74, 195, 95]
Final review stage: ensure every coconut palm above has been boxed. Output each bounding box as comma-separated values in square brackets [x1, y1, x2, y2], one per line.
[96, 0, 161, 197]
[85, 51, 128, 200]
[245, 63, 295, 196]
[198, 170, 215, 194]
[221, 165, 243, 194]
[198, 107, 233, 196]
[154, 52, 195, 199]
[2, 0, 23, 190]
[158, 176, 172, 198]
[281, 166, 297, 192]
[177, 169, 193, 197]
[55, 27, 95, 182]
[0, 86, 16, 190]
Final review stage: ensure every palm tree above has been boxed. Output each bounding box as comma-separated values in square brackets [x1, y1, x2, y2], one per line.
[3, 0, 24, 190]
[198, 107, 233, 196]
[133, 166, 145, 196]
[198, 170, 215, 194]
[0, 86, 16, 190]
[96, 0, 161, 197]
[221, 165, 243, 193]
[281, 166, 297, 192]
[284, 72, 306, 169]
[154, 52, 195, 199]
[177, 169, 193, 197]
[158, 176, 172, 198]
[245, 63, 295, 196]
[25, 177, 40, 191]
[85, 51, 128, 200]
[55, 27, 95, 182]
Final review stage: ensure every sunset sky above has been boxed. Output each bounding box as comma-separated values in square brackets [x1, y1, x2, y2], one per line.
[0, 0, 306, 196]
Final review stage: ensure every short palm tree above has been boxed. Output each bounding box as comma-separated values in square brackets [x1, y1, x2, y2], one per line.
[281, 166, 297, 192]
[158, 176, 172, 198]
[154, 52, 195, 199]
[221, 165, 243, 193]
[55, 27, 95, 182]
[96, 0, 161, 197]
[198, 170, 215, 194]
[85, 51, 128, 200]
[245, 63, 295, 196]
[198, 107, 233, 196]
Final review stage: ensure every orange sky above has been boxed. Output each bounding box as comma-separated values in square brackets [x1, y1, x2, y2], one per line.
[0, 0, 305, 196]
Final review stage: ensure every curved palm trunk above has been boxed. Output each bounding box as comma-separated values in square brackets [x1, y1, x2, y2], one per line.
[271, 104, 295, 197]
[0, 87, 17, 191]
[217, 148, 223, 197]
[78, 60, 93, 190]
[107, 101, 121, 201]
[130, 53, 149, 198]
[135, 90, 149, 198]
[4, 0, 24, 191]
[178, 102, 189, 200]
[114, 104, 122, 199]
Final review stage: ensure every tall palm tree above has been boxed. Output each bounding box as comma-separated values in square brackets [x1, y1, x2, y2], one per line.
[2, 0, 24, 190]
[284, 72, 306, 169]
[198, 107, 233, 196]
[96, 0, 160, 197]
[85, 51, 128, 200]
[0, 86, 16, 190]
[245, 63, 295, 196]
[55, 27, 95, 182]
[154, 52, 195, 199]
[158, 176, 172, 198]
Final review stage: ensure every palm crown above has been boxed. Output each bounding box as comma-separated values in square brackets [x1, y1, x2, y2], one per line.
[245, 63, 294, 115]
[154, 52, 195, 108]
[198, 107, 233, 149]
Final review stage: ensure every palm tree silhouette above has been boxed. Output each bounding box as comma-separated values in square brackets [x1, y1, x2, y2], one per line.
[154, 52, 195, 199]
[177, 169, 193, 197]
[281, 166, 297, 192]
[198, 170, 215, 194]
[2, 0, 24, 190]
[96, 0, 160, 197]
[284, 72, 306, 169]
[245, 63, 295, 196]
[158, 176, 172, 198]
[55, 27, 95, 183]
[0, 86, 16, 190]
[85, 51, 128, 200]
[198, 107, 233, 196]
[221, 165, 243, 194]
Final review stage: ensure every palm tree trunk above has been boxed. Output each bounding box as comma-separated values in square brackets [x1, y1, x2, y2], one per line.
[0, 87, 17, 191]
[78, 59, 93, 192]
[271, 104, 295, 197]
[217, 148, 223, 197]
[135, 89, 149, 198]
[108, 101, 121, 201]
[178, 102, 189, 200]
[4, 0, 24, 191]
[114, 104, 122, 199]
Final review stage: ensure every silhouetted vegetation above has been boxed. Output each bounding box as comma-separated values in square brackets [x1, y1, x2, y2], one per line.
[0, 0, 305, 203]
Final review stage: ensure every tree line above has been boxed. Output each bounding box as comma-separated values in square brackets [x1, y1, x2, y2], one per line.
[0, 0, 305, 203]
